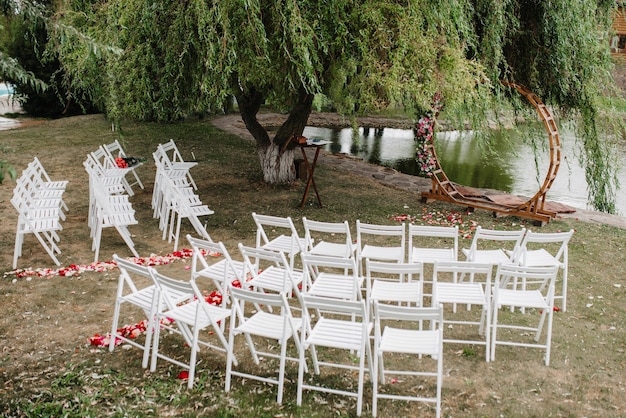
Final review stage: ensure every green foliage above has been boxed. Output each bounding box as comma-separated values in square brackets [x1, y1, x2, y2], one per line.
[0, 145, 17, 184]
[50, 0, 625, 212]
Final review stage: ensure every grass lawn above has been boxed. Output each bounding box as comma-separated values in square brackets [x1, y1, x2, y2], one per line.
[0, 113, 624, 417]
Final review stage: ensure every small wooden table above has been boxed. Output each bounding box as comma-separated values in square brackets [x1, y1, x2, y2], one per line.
[298, 140, 330, 208]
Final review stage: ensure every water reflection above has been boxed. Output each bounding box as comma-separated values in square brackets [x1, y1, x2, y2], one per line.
[302, 125, 625, 215]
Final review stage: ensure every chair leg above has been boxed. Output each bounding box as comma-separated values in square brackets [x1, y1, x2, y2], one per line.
[13, 224, 23, 269]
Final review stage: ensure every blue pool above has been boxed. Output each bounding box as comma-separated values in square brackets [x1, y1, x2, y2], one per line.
[0, 83, 14, 96]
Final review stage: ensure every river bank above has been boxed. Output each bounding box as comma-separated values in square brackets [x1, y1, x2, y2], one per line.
[211, 111, 626, 229]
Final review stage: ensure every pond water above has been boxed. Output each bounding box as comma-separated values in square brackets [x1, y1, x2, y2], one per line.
[302, 126, 626, 215]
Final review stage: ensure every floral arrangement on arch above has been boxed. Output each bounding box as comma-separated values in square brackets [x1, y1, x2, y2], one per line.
[414, 92, 443, 177]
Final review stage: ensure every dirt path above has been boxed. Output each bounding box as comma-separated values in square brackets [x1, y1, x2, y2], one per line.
[211, 112, 626, 229]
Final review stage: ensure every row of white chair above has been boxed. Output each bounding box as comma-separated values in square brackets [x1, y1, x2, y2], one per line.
[11, 157, 68, 268]
[111, 229, 561, 416]
[251, 214, 574, 311]
[109, 243, 444, 416]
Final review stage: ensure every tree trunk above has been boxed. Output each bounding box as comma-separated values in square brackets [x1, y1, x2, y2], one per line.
[258, 144, 297, 183]
[235, 83, 315, 184]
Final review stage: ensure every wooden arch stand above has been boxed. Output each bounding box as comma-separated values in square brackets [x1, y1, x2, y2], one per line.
[420, 81, 561, 226]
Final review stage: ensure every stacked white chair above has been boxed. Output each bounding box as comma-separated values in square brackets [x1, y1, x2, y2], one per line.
[372, 302, 444, 418]
[83, 159, 139, 262]
[152, 139, 197, 216]
[103, 139, 144, 190]
[26, 157, 69, 212]
[157, 172, 214, 250]
[90, 146, 135, 196]
[158, 139, 198, 189]
[11, 159, 69, 268]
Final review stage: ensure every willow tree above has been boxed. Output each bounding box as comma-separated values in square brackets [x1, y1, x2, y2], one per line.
[54, 0, 621, 212]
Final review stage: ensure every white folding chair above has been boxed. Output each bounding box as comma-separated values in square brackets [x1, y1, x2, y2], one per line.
[152, 145, 194, 218]
[302, 217, 356, 258]
[366, 259, 424, 308]
[108, 255, 192, 368]
[159, 174, 214, 250]
[187, 235, 245, 308]
[84, 154, 128, 197]
[11, 178, 64, 268]
[103, 139, 144, 190]
[90, 146, 134, 196]
[14, 173, 67, 221]
[252, 212, 306, 268]
[301, 253, 363, 301]
[409, 224, 458, 264]
[491, 264, 559, 366]
[238, 243, 304, 297]
[462, 226, 526, 264]
[517, 229, 574, 312]
[355, 220, 405, 275]
[26, 157, 69, 212]
[150, 272, 235, 388]
[225, 286, 304, 404]
[88, 177, 139, 262]
[157, 139, 198, 189]
[372, 302, 444, 418]
[432, 261, 493, 361]
[29, 157, 69, 192]
[297, 295, 372, 416]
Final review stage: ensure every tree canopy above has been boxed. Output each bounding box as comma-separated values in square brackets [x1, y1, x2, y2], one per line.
[8, 0, 624, 211]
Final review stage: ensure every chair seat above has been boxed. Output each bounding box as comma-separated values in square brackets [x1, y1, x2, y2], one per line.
[434, 282, 486, 305]
[248, 266, 304, 293]
[379, 327, 440, 356]
[20, 215, 62, 232]
[234, 311, 298, 341]
[260, 235, 307, 255]
[495, 288, 549, 309]
[195, 259, 245, 284]
[412, 248, 456, 263]
[307, 273, 363, 300]
[163, 300, 231, 328]
[309, 241, 355, 258]
[360, 245, 403, 262]
[306, 317, 372, 351]
[462, 248, 511, 264]
[370, 281, 422, 304]
[522, 249, 561, 266]
[120, 285, 157, 309]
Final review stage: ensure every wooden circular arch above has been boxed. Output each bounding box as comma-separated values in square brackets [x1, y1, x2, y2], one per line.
[421, 81, 561, 224]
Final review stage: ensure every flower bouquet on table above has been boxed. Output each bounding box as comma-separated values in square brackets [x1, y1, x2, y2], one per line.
[115, 156, 147, 168]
